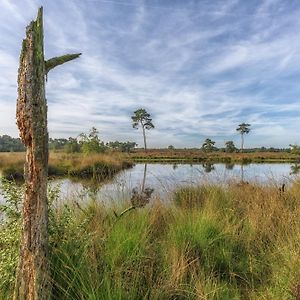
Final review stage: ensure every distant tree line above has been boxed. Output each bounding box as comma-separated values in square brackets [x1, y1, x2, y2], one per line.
[0, 132, 292, 154]
[0, 135, 25, 152]
[200, 139, 290, 153]
[50, 127, 137, 154]
[0, 129, 137, 154]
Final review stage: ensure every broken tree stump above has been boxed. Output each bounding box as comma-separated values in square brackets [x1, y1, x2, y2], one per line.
[15, 7, 81, 299]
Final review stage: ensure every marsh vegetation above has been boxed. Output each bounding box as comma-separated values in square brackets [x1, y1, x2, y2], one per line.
[1, 176, 300, 299]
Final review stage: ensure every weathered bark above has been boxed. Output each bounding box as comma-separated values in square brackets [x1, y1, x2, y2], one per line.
[45, 53, 81, 75]
[15, 7, 80, 300]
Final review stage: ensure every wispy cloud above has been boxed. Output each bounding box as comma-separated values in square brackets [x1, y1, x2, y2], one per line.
[0, 0, 300, 147]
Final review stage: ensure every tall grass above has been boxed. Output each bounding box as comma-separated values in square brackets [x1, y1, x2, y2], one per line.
[1, 180, 300, 299]
[0, 152, 132, 180]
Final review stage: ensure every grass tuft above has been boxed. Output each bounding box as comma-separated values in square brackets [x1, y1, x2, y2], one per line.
[1, 179, 300, 298]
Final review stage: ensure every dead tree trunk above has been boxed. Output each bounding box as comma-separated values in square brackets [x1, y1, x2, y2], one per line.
[15, 7, 80, 299]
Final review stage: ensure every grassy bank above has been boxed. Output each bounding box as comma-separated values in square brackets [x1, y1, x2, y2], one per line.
[130, 149, 300, 163]
[1, 180, 300, 299]
[0, 152, 132, 180]
[1, 151, 299, 180]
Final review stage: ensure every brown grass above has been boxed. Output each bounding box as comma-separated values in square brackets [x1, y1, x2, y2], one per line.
[0, 152, 25, 168]
[130, 149, 300, 163]
[0, 152, 132, 179]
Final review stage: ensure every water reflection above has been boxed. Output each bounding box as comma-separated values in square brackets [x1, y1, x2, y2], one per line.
[290, 163, 300, 175]
[241, 164, 245, 183]
[202, 162, 215, 173]
[132, 163, 154, 207]
[1, 163, 299, 204]
[69, 177, 105, 201]
[130, 187, 154, 208]
[115, 164, 154, 218]
[225, 163, 235, 170]
[141, 163, 147, 192]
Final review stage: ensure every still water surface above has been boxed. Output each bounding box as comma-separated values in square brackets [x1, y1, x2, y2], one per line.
[1, 163, 300, 204]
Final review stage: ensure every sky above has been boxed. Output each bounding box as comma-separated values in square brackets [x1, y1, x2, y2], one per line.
[1, 0, 300, 148]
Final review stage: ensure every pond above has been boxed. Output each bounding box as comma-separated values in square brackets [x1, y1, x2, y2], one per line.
[1, 162, 299, 205]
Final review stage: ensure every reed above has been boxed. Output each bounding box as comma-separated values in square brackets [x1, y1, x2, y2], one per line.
[1, 180, 300, 298]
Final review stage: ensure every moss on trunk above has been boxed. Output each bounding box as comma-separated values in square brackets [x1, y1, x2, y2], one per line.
[15, 7, 80, 299]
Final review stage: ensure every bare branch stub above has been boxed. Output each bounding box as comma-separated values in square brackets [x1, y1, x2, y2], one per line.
[45, 53, 81, 74]
[15, 6, 81, 300]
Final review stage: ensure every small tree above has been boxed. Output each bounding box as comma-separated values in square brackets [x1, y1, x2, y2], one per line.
[289, 144, 300, 155]
[225, 140, 237, 153]
[201, 138, 216, 152]
[236, 123, 251, 152]
[168, 145, 175, 150]
[79, 127, 106, 154]
[131, 108, 154, 152]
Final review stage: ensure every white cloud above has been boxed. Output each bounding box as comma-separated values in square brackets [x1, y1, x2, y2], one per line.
[0, 0, 300, 148]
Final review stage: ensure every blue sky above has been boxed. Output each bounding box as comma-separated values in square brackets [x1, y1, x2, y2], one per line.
[1, 0, 300, 148]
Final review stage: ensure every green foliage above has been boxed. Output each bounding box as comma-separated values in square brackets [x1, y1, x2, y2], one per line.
[0, 221, 20, 296]
[2, 180, 300, 298]
[0, 179, 23, 222]
[0, 179, 23, 295]
[79, 127, 106, 155]
[289, 144, 300, 155]
[236, 123, 251, 135]
[201, 138, 216, 152]
[131, 108, 154, 130]
[168, 145, 175, 150]
[174, 186, 208, 209]
[0, 179, 60, 297]
[236, 123, 251, 151]
[225, 140, 237, 153]
[131, 108, 154, 151]
[168, 215, 250, 281]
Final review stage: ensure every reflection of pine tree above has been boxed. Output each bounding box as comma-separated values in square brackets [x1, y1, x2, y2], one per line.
[202, 163, 215, 173]
[290, 164, 300, 175]
[225, 163, 235, 170]
[131, 187, 154, 208]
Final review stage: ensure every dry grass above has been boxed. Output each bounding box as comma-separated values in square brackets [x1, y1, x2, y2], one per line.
[45, 180, 300, 299]
[0, 152, 132, 179]
[49, 152, 130, 169]
[2, 173, 300, 298]
[130, 149, 300, 163]
[0, 152, 25, 168]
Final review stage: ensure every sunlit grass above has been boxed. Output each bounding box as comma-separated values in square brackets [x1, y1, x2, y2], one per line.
[1, 179, 300, 298]
[0, 152, 132, 180]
